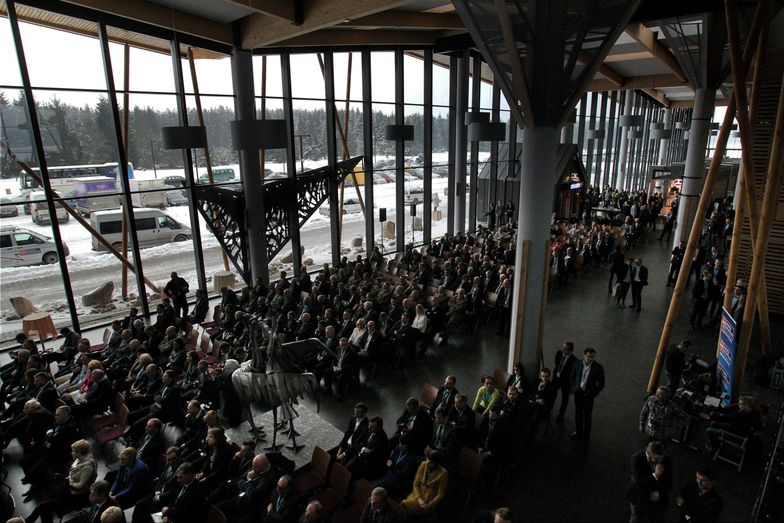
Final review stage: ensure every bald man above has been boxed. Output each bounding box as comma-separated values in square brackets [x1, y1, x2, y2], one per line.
[216, 453, 278, 523]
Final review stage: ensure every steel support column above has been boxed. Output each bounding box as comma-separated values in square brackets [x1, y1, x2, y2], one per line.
[446, 55, 457, 236]
[658, 107, 672, 166]
[324, 52, 341, 266]
[615, 91, 634, 190]
[423, 50, 433, 244]
[508, 126, 558, 372]
[280, 51, 303, 271]
[170, 40, 207, 293]
[454, 50, 469, 233]
[489, 83, 501, 215]
[673, 87, 716, 248]
[97, 20, 151, 318]
[468, 54, 481, 233]
[231, 50, 269, 284]
[394, 49, 405, 249]
[7, 0, 82, 328]
[362, 51, 375, 255]
[603, 91, 618, 188]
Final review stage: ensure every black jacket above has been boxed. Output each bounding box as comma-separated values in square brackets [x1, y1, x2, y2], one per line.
[160, 480, 208, 523]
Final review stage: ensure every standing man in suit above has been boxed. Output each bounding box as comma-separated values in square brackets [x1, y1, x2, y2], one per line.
[164, 272, 190, 319]
[667, 241, 685, 287]
[630, 258, 649, 312]
[570, 348, 605, 448]
[627, 441, 673, 523]
[495, 279, 513, 335]
[554, 343, 577, 423]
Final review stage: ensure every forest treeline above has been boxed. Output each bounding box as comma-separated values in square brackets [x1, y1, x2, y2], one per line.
[1, 92, 456, 177]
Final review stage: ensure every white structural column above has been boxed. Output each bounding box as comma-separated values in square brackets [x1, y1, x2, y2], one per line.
[508, 126, 558, 372]
[673, 87, 716, 248]
[614, 91, 634, 189]
[658, 107, 672, 166]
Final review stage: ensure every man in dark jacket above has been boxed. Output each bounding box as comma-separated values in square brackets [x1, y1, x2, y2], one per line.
[110, 447, 150, 509]
[630, 258, 649, 312]
[329, 402, 369, 465]
[188, 289, 209, 325]
[676, 467, 723, 523]
[628, 441, 672, 523]
[164, 272, 190, 319]
[216, 454, 278, 523]
[570, 348, 605, 447]
[554, 342, 577, 422]
[266, 474, 300, 523]
[160, 462, 208, 523]
[21, 404, 81, 488]
[360, 487, 399, 523]
[132, 446, 182, 523]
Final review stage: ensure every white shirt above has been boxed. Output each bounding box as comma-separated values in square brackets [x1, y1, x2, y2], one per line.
[348, 327, 366, 347]
[413, 313, 428, 333]
[580, 363, 592, 390]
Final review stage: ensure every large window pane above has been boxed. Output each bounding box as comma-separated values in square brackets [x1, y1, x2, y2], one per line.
[292, 99, 327, 171]
[290, 54, 325, 99]
[253, 55, 283, 98]
[371, 52, 395, 103]
[20, 20, 106, 90]
[333, 52, 363, 102]
[109, 36, 176, 94]
[404, 53, 424, 105]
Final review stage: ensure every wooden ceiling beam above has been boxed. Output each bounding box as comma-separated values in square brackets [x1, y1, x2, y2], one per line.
[241, 0, 416, 48]
[60, 0, 232, 44]
[342, 11, 463, 29]
[225, 0, 299, 24]
[587, 73, 689, 92]
[604, 50, 653, 62]
[596, 62, 625, 86]
[273, 29, 441, 47]
[625, 23, 688, 83]
[641, 88, 671, 107]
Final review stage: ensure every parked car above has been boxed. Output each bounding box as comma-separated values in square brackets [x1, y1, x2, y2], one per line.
[405, 186, 425, 203]
[166, 191, 189, 206]
[162, 175, 186, 188]
[10, 192, 33, 215]
[319, 197, 363, 216]
[199, 167, 236, 183]
[372, 173, 389, 184]
[0, 225, 69, 266]
[0, 198, 19, 217]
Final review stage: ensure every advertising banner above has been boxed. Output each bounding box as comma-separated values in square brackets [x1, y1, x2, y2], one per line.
[717, 308, 738, 406]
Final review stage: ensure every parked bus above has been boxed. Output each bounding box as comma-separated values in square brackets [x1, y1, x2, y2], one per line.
[19, 162, 134, 194]
[72, 176, 120, 216]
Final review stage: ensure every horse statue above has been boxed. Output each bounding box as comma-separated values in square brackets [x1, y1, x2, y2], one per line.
[230, 315, 324, 452]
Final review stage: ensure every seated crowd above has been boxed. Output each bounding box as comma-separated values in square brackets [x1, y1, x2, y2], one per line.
[0, 224, 525, 523]
[0, 190, 758, 523]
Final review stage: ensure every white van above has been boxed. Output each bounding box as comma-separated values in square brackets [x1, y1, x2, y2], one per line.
[29, 190, 69, 225]
[90, 208, 191, 251]
[0, 226, 69, 267]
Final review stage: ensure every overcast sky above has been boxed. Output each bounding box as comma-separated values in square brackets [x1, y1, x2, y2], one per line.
[1, 19, 499, 115]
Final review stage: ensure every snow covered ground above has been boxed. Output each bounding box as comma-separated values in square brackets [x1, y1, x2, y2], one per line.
[0, 153, 486, 342]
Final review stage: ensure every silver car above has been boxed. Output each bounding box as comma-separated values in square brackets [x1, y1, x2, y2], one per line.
[0, 226, 69, 266]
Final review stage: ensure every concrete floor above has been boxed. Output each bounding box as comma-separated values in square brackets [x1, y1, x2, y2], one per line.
[2, 234, 782, 522]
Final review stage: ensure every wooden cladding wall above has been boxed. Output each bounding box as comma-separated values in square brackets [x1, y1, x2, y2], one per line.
[735, 50, 784, 315]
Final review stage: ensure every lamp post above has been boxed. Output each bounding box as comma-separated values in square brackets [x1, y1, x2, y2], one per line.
[294, 133, 310, 174]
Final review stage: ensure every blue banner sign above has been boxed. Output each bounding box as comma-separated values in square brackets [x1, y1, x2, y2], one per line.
[717, 308, 738, 406]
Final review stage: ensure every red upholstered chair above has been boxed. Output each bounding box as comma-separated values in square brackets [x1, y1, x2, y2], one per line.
[291, 446, 331, 498]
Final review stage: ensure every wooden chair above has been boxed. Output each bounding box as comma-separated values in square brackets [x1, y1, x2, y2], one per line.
[332, 479, 374, 523]
[205, 505, 227, 523]
[492, 369, 510, 392]
[291, 446, 331, 497]
[713, 431, 754, 471]
[90, 392, 124, 432]
[95, 401, 129, 447]
[456, 446, 483, 511]
[420, 383, 439, 411]
[316, 462, 352, 514]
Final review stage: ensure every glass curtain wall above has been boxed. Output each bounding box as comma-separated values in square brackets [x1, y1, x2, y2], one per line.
[0, 3, 241, 342]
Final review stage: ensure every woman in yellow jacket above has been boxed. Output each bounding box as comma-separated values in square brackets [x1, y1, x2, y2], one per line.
[401, 451, 448, 517]
[473, 376, 502, 416]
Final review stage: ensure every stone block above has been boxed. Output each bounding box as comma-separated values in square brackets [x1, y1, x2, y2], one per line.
[82, 281, 115, 307]
[281, 245, 305, 264]
[413, 216, 424, 231]
[9, 297, 37, 318]
[351, 237, 363, 247]
[432, 210, 443, 221]
[382, 221, 396, 239]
